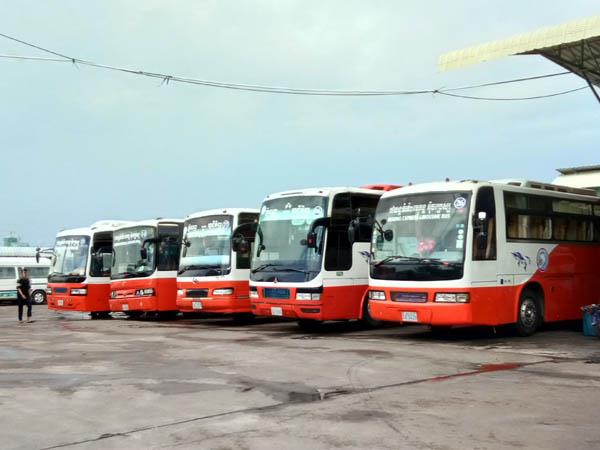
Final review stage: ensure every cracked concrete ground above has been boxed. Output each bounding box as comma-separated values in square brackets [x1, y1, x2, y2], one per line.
[1, 305, 599, 450]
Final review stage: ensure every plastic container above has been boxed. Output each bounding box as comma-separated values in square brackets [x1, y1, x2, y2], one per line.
[583, 311, 598, 337]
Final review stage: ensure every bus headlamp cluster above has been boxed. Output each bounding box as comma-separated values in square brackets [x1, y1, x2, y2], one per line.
[46, 287, 52, 295]
[250, 288, 259, 299]
[213, 288, 234, 296]
[296, 292, 321, 300]
[135, 288, 155, 297]
[177, 289, 184, 296]
[70, 288, 87, 296]
[369, 290, 386, 301]
[434, 293, 470, 303]
[110, 290, 117, 299]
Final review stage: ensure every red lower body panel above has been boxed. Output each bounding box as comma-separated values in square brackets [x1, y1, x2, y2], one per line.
[177, 280, 251, 314]
[109, 277, 178, 312]
[47, 283, 110, 313]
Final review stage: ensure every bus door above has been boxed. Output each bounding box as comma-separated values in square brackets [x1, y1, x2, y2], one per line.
[322, 193, 378, 319]
[470, 186, 505, 323]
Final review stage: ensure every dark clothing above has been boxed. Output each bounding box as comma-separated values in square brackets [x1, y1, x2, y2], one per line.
[18, 296, 32, 321]
[17, 277, 32, 321]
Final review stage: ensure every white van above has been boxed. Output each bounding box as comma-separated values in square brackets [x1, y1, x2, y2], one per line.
[0, 249, 51, 305]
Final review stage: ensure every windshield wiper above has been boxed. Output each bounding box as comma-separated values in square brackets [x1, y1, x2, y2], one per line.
[251, 263, 278, 273]
[373, 256, 440, 267]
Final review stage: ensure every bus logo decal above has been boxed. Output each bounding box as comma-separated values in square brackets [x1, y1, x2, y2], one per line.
[536, 248, 549, 271]
[453, 197, 467, 209]
[511, 251, 531, 270]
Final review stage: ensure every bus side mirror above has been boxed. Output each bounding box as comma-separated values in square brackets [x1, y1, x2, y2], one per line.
[306, 217, 330, 249]
[383, 229, 394, 242]
[232, 237, 250, 254]
[35, 248, 41, 263]
[347, 219, 358, 244]
[140, 247, 148, 260]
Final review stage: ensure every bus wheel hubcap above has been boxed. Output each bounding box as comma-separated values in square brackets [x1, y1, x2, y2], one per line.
[34, 293, 44, 303]
[520, 299, 537, 328]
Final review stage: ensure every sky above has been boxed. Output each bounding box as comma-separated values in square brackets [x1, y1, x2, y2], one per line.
[1, 1, 599, 245]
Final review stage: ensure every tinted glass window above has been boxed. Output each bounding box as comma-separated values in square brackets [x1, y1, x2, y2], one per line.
[157, 224, 182, 271]
[0, 267, 16, 279]
[473, 187, 496, 260]
[237, 213, 258, 269]
[25, 267, 50, 279]
[325, 193, 352, 271]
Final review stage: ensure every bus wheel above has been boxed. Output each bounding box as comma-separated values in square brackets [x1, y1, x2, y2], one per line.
[232, 313, 255, 325]
[514, 290, 541, 336]
[361, 299, 382, 328]
[297, 319, 323, 332]
[91, 312, 111, 320]
[157, 311, 179, 321]
[124, 311, 143, 319]
[32, 290, 46, 305]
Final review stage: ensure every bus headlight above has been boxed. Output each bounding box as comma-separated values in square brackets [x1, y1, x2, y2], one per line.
[110, 290, 117, 299]
[213, 288, 234, 296]
[369, 290, 386, 301]
[250, 288, 259, 299]
[434, 293, 470, 303]
[46, 287, 52, 295]
[70, 288, 87, 295]
[296, 292, 321, 300]
[135, 288, 155, 297]
[177, 289, 184, 297]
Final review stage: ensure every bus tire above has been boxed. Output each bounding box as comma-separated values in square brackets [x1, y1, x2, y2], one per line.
[232, 313, 255, 325]
[90, 312, 111, 320]
[514, 289, 542, 337]
[297, 319, 323, 332]
[361, 298, 382, 328]
[31, 290, 46, 305]
[124, 311, 143, 319]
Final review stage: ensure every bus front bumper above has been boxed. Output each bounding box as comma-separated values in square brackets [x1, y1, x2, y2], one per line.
[251, 300, 324, 320]
[109, 297, 158, 312]
[176, 297, 251, 314]
[369, 299, 473, 325]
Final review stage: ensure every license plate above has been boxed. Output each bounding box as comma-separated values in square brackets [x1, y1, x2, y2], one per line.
[57, 299, 64, 306]
[192, 301, 203, 310]
[122, 304, 129, 311]
[402, 311, 418, 322]
[271, 307, 283, 316]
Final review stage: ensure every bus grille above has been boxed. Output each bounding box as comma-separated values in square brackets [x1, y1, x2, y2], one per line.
[391, 291, 427, 303]
[187, 289, 209, 298]
[54, 287, 68, 294]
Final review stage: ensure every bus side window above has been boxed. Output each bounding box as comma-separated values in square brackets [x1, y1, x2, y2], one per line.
[236, 213, 259, 269]
[473, 186, 496, 260]
[325, 193, 353, 271]
[351, 194, 379, 242]
[157, 224, 182, 271]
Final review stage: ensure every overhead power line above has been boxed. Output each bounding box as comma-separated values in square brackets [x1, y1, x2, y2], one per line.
[0, 32, 588, 101]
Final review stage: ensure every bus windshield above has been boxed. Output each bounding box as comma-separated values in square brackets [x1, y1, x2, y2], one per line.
[371, 192, 471, 281]
[179, 215, 233, 277]
[112, 226, 157, 279]
[250, 196, 328, 282]
[49, 235, 90, 282]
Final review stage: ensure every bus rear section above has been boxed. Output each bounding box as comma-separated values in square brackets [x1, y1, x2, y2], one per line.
[239, 186, 400, 329]
[45, 221, 127, 318]
[176, 209, 258, 319]
[110, 219, 183, 318]
[367, 180, 600, 336]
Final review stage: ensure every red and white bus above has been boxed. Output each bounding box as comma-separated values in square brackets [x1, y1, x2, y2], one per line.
[109, 219, 183, 319]
[365, 180, 600, 335]
[235, 186, 400, 330]
[176, 208, 259, 320]
[44, 221, 129, 318]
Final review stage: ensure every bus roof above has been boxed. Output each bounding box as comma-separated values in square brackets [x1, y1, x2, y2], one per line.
[185, 208, 259, 220]
[56, 220, 133, 238]
[114, 218, 183, 231]
[263, 186, 393, 201]
[380, 180, 600, 202]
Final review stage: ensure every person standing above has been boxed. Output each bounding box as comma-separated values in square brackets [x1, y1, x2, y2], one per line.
[17, 268, 33, 323]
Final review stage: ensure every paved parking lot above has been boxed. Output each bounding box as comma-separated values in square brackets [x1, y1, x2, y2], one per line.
[1, 304, 600, 450]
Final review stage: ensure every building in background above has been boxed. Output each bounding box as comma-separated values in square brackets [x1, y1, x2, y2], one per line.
[553, 165, 600, 194]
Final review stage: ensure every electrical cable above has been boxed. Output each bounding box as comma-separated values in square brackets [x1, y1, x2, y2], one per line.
[0, 32, 587, 100]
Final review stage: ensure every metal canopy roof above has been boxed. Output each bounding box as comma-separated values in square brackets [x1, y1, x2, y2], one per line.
[439, 16, 600, 92]
[557, 164, 600, 175]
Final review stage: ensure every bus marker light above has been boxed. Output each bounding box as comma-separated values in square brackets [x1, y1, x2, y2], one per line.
[296, 292, 321, 300]
[435, 293, 470, 303]
[213, 288, 234, 296]
[369, 290, 386, 301]
[70, 288, 87, 295]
